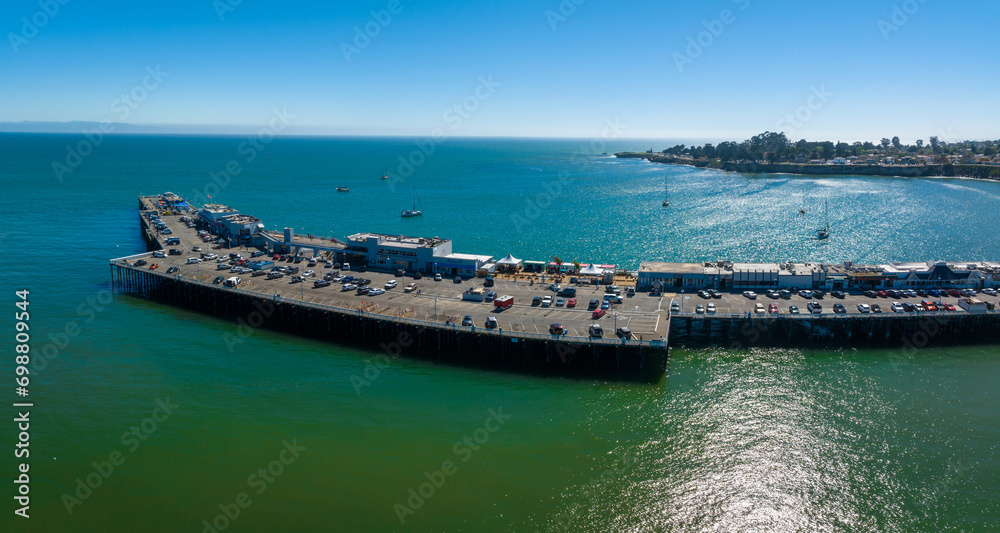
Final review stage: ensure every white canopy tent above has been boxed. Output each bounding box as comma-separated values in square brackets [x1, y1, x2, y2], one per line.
[579, 264, 603, 276]
[496, 254, 522, 267]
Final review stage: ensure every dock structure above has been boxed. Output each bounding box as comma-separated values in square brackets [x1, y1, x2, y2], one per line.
[121, 193, 1000, 379]
[118, 194, 669, 382]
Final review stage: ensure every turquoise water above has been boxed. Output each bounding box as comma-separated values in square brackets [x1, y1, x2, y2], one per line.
[1, 134, 998, 532]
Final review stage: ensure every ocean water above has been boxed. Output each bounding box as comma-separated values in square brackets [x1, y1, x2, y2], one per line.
[1, 133, 998, 532]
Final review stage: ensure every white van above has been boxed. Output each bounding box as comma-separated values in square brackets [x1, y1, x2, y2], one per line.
[224, 277, 241, 287]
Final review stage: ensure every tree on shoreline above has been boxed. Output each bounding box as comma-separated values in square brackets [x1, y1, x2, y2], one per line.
[654, 131, 999, 164]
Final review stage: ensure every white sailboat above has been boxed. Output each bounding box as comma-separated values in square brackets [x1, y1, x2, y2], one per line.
[816, 199, 830, 240]
[381, 166, 388, 180]
[662, 176, 670, 207]
[401, 190, 423, 218]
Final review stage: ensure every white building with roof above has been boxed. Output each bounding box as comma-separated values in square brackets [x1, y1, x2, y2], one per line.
[343, 233, 453, 273]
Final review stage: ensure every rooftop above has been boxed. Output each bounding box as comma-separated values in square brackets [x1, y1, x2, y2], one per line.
[347, 233, 449, 248]
[201, 204, 238, 214]
[639, 262, 706, 274]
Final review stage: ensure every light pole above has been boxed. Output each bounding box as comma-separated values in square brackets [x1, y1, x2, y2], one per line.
[434, 298, 438, 321]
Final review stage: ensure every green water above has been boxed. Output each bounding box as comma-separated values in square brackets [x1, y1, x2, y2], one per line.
[2, 134, 998, 532]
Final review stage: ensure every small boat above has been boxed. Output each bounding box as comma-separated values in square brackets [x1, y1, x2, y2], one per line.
[402, 190, 423, 218]
[336, 187, 349, 192]
[798, 208, 806, 215]
[662, 176, 670, 207]
[381, 166, 389, 180]
[816, 200, 830, 240]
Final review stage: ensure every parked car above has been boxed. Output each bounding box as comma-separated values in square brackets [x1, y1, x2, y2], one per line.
[404, 282, 417, 293]
[807, 301, 822, 314]
[461, 315, 474, 327]
[532, 296, 542, 306]
[454, 276, 462, 283]
[213, 276, 224, 284]
[135, 259, 147, 266]
[566, 299, 576, 308]
[588, 325, 604, 337]
[267, 272, 284, 279]
[555, 297, 565, 307]
[615, 327, 632, 339]
[670, 301, 680, 313]
[742, 291, 757, 299]
[890, 301, 904, 312]
[695, 304, 705, 314]
[588, 299, 600, 309]
[548, 323, 565, 335]
[166, 267, 179, 274]
[342, 284, 357, 291]
[789, 305, 800, 314]
[833, 303, 846, 314]
[153, 250, 165, 258]
[768, 303, 779, 314]
[707, 303, 716, 313]
[600, 300, 610, 310]
[541, 296, 553, 307]
[485, 291, 497, 302]
[831, 290, 845, 299]
[314, 279, 331, 288]
[857, 303, 871, 313]
[592, 309, 606, 319]
[187, 257, 201, 264]
[754, 303, 765, 314]
[385, 280, 398, 290]
[434, 273, 442, 281]
[871, 304, 882, 313]
[485, 316, 498, 329]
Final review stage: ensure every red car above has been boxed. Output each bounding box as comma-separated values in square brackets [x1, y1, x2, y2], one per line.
[149, 263, 159, 270]
[592, 309, 606, 319]
[566, 299, 576, 308]
[876, 290, 889, 298]
[939, 302, 956, 311]
[768, 303, 779, 313]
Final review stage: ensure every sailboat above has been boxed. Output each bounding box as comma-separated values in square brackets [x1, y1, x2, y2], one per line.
[816, 200, 830, 240]
[401, 190, 423, 218]
[336, 176, 349, 192]
[661, 176, 670, 207]
[381, 166, 389, 180]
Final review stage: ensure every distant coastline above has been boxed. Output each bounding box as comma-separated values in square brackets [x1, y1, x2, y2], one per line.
[615, 152, 1000, 181]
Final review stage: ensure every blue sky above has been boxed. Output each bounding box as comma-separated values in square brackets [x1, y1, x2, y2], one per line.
[2, 0, 999, 142]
